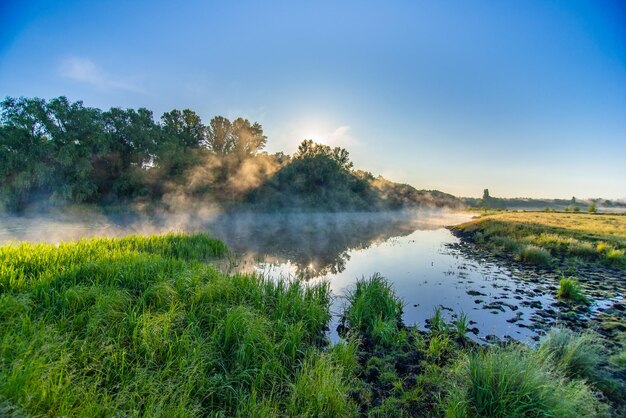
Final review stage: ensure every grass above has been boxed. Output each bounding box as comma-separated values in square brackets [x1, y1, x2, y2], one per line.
[0, 233, 357, 417]
[557, 277, 590, 304]
[343, 273, 403, 343]
[339, 275, 616, 417]
[536, 328, 602, 382]
[0, 238, 619, 416]
[453, 211, 626, 269]
[446, 347, 607, 417]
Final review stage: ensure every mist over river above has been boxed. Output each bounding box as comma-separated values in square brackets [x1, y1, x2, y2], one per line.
[1, 210, 576, 343]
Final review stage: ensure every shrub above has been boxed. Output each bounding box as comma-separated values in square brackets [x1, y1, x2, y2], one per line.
[557, 277, 589, 304]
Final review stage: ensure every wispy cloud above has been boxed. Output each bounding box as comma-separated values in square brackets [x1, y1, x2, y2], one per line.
[58, 56, 142, 92]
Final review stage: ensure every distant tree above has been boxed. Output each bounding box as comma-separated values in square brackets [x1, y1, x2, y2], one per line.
[206, 116, 233, 155]
[231, 117, 267, 158]
[294, 139, 353, 171]
[571, 196, 576, 204]
[160, 109, 205, 148]
[588, 202, 597, 213]
[573, 206, 580, 212]
[483, 189, 491, 200]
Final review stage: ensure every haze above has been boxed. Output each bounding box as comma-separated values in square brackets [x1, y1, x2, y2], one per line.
[1, 0, 624, 199]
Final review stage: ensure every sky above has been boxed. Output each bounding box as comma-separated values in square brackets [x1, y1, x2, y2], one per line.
[1, 0, 624, 199]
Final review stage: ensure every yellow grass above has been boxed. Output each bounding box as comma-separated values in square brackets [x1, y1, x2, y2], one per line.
[477, 212, 626, 240]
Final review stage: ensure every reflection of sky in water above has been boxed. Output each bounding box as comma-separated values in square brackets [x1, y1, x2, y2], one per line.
[242, 228, 554, 344]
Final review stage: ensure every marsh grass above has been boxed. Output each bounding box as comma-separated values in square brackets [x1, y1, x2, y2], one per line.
[343, 273, 403, 343]
[517, 245, 552, 266]
[557, 277, 589, 304]
[536, 328, 602, 382]
[0, 233, 357, 417]
[454, 212, 626, 269]
[446, 347, 608, 417]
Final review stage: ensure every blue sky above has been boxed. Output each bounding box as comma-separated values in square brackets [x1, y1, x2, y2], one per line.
[1, 0, 624, 198]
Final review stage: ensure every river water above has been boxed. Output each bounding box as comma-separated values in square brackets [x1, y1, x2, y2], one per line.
[1, 210, 556, 343]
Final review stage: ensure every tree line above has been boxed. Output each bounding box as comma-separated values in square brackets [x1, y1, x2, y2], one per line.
[0, 96, 270, 210]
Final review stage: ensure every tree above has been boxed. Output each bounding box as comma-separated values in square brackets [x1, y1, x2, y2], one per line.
[206, 116, 233, 155]
[588, 202, 597, 214]
[294, 139, 353, 171]
[231, 118, 267, 158]
[483, 189, 491, 200]
[161, 109, 205, 148]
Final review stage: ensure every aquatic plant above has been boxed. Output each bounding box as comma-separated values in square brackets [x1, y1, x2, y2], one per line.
[557, 277, 589, 304]
[344, 273, 403, 341]
[454, 312, 469, 339]
[428, 306, 447, 333]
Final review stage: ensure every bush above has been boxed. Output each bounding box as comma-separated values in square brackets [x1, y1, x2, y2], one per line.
[557, 277, 589, 304]
[446, 347, 607, 417]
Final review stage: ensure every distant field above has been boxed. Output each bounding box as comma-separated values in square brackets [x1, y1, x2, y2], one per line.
[453, 211, 626, 268]
[477, 211, 626, 240]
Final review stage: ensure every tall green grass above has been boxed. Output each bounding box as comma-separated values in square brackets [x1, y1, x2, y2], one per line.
[343, 273, 403, 344]
[446, 347, 607, 417]
[0, 233, 356, 417]
[537, 328, 602, 382]
[557, 277, 589, 304]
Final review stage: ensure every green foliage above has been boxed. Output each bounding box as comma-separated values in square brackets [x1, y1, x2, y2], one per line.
[557, 277, 589, 304]
[0, 233, 359, 417]
[454, 312, 469, 339]
[0, 96, 268, 209]
[517, 245, 552, 265]
[536, 328, 602, 382]
[446, 347, 607, 417]
[588, 202, 598, 213]
[343, 273, 403, 342]
[428, 306, 448, 333]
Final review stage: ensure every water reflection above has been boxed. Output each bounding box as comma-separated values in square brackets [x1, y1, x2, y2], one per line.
[209, 211, 465, 279]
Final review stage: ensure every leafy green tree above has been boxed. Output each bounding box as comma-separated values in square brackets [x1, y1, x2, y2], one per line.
[294, 139, 353, 171]
[160, 109, 205, 148]
[206, 116, 233, 155]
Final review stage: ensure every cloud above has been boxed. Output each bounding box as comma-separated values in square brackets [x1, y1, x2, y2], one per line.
[59, 56, 142, 92]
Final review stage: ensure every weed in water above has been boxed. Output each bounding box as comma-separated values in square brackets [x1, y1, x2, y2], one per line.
[557, 277, 589, 304]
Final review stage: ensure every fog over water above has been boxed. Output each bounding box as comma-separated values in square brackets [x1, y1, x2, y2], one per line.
[1, 209, 563, 343]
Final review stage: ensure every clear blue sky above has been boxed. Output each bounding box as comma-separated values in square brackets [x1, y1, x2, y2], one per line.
[1, 0, 624, 199]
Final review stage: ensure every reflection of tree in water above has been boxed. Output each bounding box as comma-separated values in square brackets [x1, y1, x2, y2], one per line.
[207, 211, 443, 279]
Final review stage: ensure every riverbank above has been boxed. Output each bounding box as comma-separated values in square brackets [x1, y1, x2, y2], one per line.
[1, 232, 623, 416]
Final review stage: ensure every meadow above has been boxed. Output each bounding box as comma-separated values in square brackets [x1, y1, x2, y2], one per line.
[1, 232, 622, 416]
[452, 211, 626, 269]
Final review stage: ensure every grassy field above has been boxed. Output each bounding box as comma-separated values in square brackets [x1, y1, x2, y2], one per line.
[0, 233, 620, 416]
[452, 211, 626, 269]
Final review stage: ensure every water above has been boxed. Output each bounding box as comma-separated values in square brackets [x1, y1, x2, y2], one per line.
[0, 210, 555, 343]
